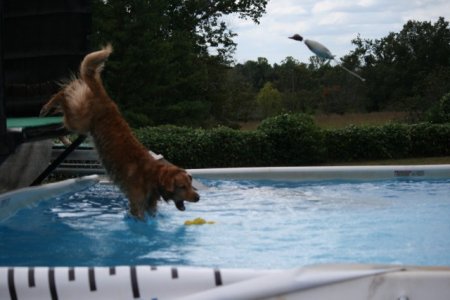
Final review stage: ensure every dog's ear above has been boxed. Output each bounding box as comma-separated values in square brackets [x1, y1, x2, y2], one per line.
[160, 166, 176, 193]
[162, 176, 175, 193]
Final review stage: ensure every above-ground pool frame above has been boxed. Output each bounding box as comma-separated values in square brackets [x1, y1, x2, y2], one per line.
[1, 165, 450, 299]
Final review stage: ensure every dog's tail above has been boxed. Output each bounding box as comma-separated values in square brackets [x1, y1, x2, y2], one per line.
[79, 44, 113, 96]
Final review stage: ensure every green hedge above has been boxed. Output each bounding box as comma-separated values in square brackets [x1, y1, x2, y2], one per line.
[324, 123, 412, 161]
[257, 114, 324, 165]
[134, 114, 450, 168]
[134, 125, 270, 168]
[408, 123, 450, 157]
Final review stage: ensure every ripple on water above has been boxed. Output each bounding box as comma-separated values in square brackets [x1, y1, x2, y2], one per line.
[0, 178, 449, 268]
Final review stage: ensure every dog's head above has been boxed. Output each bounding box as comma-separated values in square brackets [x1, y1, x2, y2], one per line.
[158, 166, 200, 211]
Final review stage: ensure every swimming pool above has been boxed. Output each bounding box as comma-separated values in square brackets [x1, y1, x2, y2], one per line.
[1, 165, 450, 299]
[1, 166, 449, 269]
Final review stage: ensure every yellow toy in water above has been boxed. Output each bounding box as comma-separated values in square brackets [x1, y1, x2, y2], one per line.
[184, 217, 215, 225]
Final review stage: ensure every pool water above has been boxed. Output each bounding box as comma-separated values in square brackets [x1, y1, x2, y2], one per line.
[1, 179, 449, 268]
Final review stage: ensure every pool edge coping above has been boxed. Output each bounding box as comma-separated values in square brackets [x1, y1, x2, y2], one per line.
[188, 164, 450, 181]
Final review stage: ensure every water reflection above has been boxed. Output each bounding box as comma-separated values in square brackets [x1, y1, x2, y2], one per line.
[0, 184, 195, 266]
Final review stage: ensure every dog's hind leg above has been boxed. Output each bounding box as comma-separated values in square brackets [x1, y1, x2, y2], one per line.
[40, 90, 66, 116]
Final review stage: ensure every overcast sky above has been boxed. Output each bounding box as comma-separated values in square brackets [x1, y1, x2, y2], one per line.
[225, 0, 450, 65]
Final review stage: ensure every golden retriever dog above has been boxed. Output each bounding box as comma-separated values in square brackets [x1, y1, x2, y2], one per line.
[40, 45, 199, 219]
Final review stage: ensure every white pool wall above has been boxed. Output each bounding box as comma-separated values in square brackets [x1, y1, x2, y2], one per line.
[0, 175, 100, 222]
[189, 165, 450, 181]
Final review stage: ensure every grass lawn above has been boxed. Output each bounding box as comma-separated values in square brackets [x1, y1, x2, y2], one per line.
[239, 111, 407, 130]
[322, 156, 450, 166]
[313, 111, 407, 129]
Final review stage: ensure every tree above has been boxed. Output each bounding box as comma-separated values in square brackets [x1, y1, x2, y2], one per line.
[256, 82, 283, 118]
[272, 57, 321, 113]
[273, 57, 316, 92]
[350, 17, 450, 112]
[90, 0, 268, 126]
[221, 68, 257, 121]
[234, 57, 274, 91]
[427, 92, 450, 123]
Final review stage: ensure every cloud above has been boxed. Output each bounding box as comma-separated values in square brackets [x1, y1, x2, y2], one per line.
[269, 4, 307, 16]
[316, 12, 349, 26]
[227, 0, 450, 65]
[357, 0, 377, 8]
[312, 0, 349, 14]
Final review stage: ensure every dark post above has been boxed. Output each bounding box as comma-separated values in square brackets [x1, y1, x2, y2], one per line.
[0, 0, 10, 159]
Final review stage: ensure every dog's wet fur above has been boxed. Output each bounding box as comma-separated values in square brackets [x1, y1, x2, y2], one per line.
[40, 45, 199, 219]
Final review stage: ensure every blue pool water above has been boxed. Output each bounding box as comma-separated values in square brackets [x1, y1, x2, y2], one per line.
[1, 179, 449, 268]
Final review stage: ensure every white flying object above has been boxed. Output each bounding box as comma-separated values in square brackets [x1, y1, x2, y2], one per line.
[289, 34, 366, 82]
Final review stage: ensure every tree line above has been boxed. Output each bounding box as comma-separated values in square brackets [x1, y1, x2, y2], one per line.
[90, 1, 450, 127]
